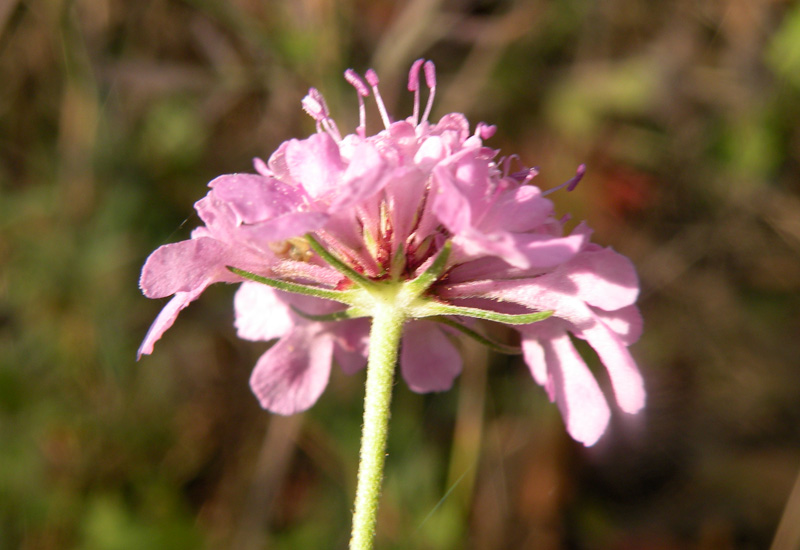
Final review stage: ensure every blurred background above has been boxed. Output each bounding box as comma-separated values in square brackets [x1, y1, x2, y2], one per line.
[2, 0, 800, 548]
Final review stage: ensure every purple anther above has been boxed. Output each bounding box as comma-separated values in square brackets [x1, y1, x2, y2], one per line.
[301, 90, 325, 120]
[345, 69, 370, 97]
[423, 60, 436, 88]
[477, 122, 497, 140]
[408, 59, 425, 91]
[252, 157, 271, 177]
[365, 69, 380, 87]
[542, 164, 585, 196]
[567, 164, 586, 191]
[420, 61, 437, 123]
[510, 167, 539, 183]
[365, 68, 391, 129]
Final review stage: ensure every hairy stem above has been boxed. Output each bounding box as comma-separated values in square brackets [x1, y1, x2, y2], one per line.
[349, 304, 405, 550]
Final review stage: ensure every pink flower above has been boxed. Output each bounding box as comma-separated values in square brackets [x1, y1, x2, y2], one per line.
[139, 59, 645, 446]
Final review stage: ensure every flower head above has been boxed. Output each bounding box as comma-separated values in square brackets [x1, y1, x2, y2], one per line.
[139, 59, 645, 446]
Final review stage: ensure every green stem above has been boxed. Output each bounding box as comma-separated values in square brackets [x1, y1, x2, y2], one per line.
[306, 233, 375, 289]
[349, 304, 406, 550]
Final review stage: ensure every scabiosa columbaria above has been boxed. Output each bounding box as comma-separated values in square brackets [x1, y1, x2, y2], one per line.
[139, 58, 644, 549]
[139, 59, 644, 446]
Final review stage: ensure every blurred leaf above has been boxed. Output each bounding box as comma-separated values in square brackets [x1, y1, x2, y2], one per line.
[546, 59, 659, 138]
[766, 4, 800, 89]
[137, 96, 207, 173]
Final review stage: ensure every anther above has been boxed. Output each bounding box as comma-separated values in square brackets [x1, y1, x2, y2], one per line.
[408, 59, 425, 125]
[365, 69, 392, 129]
[345, 69, 370, 97]
[301, 88, 326, 121]
[421, 60, 437, 123]
[542, 164, 586, 196]
[476, 122, 496, 140]
[302, 88, 341, 141]
[345, 69, 370, 138]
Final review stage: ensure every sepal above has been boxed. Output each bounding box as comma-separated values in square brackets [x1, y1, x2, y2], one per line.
[227, 266, 355, 304]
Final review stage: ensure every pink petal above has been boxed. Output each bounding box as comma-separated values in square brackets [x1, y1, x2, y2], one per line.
[451, 229, 531, 269]
[413, 135, 446, 170]
[516, 232, 588, 268]
[330, 319, 370, 375]
[520, 328, 549, 389]
[137, 285, 205, 358]
[193, 194, 239, 240]
[442, 277, 646, 416]
[400, 321, 462, 392]
[442, 277, 595, 330]
[267, 140, 291, 182]
[209, 173, 304, 224]
[386, 170, 429, 248]
[577, 322, 646, 414]
[481, 185, 554, 233]
[328, 142, 388, 210]
[234, 282, 294, 342]
[430, 113, 471, 146]
[594, 305, 643, 346]
[525, 327, 611, 446]
[249, 327, 334, 415]
[566, 248, 639, 311]
[139, 237, 232, 299]
[285, 133, 344, 199]
[431, 145, 496, 232]
[446, 232, 587, 282]
[239, 211, 330, 244]
[431, 164, 476, 235]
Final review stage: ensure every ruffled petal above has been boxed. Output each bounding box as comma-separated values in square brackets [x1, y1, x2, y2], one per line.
[328, 142, 388, 210]
[451, 229, 530, 269]
[520, 327, 549, 389]
[577, 321, 646, 414]
[431, 166, 476, 236]
[430, 113, 471, 147]
[566, 248, 639, 311]
[431, 148, 492, 233]
[249, 327, 334, 415]
[234, 282, 294, 342]
[593, 305, 643, 346]
[522, 325, 611, 446]
[400, 321, 462, 392]
[481, 185, 554, 233]
[137, 285, 205, 358]
[330, 319, 370, 375]
[209, 173, 304, 224]
[443, 274, 645, 417]
[239, 211, 330, 244]
[285, 133, 344, 199]
[445, 232, 587, 282]
[139, 237, 234, 299]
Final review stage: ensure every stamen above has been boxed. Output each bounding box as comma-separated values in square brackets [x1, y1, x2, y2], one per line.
[321, 118, 342, 142]
[501, 154, 519, 178]
[253, 157, 271, 177]
[345, 69, 370, 138]
[420, 60, 436, 123]
[542, 164, 586, 196]
[568, 164, 586, 191]
[301, 88, 327, 121]
[476, 122, 496, 140]
[302, 90, 325, 133]
[345, 69, 370, 97]
[365, 69, 392, 129]
[502, 155, 540, 184]
[302, 88, 341, 141]
[407, 59, 425, 125]
[509, 167, 539, 184]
